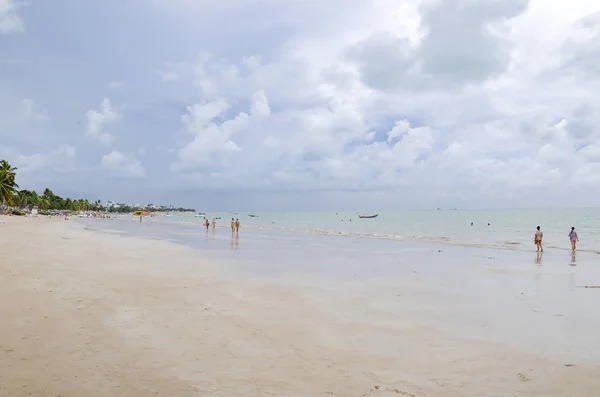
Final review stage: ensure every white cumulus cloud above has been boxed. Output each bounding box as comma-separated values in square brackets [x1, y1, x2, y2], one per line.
[18, 98, 47, 121]
[0, 0, 23, 34]
[85, 98, 123, 145]
[100, 150, 145, 179]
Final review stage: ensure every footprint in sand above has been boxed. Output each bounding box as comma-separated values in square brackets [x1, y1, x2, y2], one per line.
[517, 373, 531, 382]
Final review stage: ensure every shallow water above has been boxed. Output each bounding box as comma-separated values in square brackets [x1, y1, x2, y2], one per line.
[79, 217, 600, 365]
[124, 208, 600, 253]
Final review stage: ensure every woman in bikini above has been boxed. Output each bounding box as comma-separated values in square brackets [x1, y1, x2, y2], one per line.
[569, 227, 579, 251]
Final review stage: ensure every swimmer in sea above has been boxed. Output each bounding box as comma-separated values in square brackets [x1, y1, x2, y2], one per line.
[534, 226, 543, 252]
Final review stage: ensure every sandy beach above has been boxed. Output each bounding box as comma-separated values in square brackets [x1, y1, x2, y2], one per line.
[1, 216, 599, 396]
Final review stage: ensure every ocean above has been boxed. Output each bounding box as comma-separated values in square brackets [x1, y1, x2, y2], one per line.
[132, 208, 600, 253]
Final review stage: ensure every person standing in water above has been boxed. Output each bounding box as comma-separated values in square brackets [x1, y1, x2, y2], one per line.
[534, 226, 543, 252]
[231, 218, 235, 233]
[211, 218, 217, 230]
[235, 218, 240, 233]
[204, 218, 210, 231]
[569, 227, 579, 251]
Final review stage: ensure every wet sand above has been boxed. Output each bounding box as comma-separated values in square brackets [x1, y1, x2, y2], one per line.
[1, 216, 599, 396]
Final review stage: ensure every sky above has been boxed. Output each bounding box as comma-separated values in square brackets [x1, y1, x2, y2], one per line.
[1, 0, 599, 211]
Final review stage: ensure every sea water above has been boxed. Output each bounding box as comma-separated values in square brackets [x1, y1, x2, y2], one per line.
[142, 208, 600, 253]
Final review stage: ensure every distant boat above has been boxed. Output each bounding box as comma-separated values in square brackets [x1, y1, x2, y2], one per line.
[248, 214, 258, 217]
[358, 213, 378, 219]
[194, 213, 205, 218]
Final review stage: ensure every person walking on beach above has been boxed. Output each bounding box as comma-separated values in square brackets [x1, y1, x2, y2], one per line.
[235, 218, 240, 233]
[204, 218, 210, 231]
[534, 226, 543, 252]
[211, 218, 216, 230]
[569, 227, 579, 251]
[231, 218, 235, 233]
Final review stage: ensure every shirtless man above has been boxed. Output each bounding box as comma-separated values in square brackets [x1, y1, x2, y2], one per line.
[534, 226, 543, 252]
[235, 218, 240, 233]
[204, 218, 210, 231]
[231, 218, 235, 233]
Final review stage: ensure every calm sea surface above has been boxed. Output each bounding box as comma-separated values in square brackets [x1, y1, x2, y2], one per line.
[137, 208, 600, 253]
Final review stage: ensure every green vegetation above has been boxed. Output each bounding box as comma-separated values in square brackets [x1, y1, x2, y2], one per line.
[15, 188, 105, 212]
[0, 159, 195, 213]
[0, 160, 19, 206]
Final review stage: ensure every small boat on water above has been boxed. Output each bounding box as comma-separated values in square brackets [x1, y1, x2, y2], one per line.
[358, 213, 378, 219]
[194, 213, 205, 218]
[248, 214, 258, 218]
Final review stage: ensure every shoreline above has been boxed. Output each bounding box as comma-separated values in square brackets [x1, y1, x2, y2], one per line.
[1, 216, 599, 396]
[102, 213, 600, 255]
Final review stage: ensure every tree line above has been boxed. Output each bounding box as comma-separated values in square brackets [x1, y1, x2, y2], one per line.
[0, 160, 195, 213]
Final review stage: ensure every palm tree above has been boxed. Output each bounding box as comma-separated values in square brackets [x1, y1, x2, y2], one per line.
[0, 160, 19, 207]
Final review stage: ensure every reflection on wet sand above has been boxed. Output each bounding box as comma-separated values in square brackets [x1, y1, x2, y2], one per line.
[230, 233, 239, 250]
[570, 253, 576, 266]
[535, 251, 543, 265]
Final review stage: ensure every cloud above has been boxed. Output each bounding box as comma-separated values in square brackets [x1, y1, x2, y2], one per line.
[100, 150, 145, 179]
[158, 62, 188, 82]
[18, 98, 47, 121]
[250, 90, 270, 118]
[0, 0, 23, 34]
[56, 144, 76, 159]
[16, 153, 46, 172]
[14, 144, 76, 176]
[160, 0, 598, 201]
[2, 0, 600, 209]
[174, 98, 246, 172]
[345, 0, 530, 90]
[84, 98, 123, 145]
[108, 80, 123, 89]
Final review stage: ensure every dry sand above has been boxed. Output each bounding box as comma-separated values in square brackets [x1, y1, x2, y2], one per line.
[1, 216, 599, 396]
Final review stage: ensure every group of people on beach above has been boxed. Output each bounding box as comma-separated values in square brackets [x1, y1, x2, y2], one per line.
[533, 226, 579, 252]
[204, 217, 240, 234]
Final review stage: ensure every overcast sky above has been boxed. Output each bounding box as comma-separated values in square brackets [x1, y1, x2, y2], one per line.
[1, 0, 599, 211]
